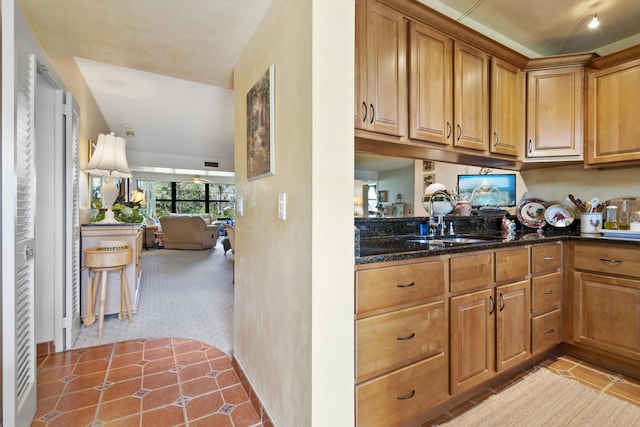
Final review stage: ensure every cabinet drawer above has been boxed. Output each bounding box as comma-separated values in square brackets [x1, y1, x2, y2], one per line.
[496, 247, 529, 282]
[356, 260, 445, 314]
[450, 252, 493, 292]
[532, 243, 561, 275]
[356, 353, 447, 427]
[532, 309, 561, 353]
[574, 244, 640, 277]
[356, 301, 445, 381]
[531, 272, 562, 313]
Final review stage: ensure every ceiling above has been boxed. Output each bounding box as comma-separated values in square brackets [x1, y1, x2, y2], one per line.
[17, 0, 640, 178]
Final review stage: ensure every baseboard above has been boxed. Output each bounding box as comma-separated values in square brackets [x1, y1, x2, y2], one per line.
[37, 341, 55, 357]
[232, 356, 274, 426]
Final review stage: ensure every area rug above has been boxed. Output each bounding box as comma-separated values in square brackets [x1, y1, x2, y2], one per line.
[443, 368, 640, 426]
[73, 243, 234, 355]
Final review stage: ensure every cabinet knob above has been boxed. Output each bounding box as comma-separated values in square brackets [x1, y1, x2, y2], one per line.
[544, 328, 555, 335]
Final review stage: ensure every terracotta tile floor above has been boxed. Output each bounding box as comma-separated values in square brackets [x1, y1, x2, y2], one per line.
[32, 338, 264, 427]
[422, 353, 640, 426]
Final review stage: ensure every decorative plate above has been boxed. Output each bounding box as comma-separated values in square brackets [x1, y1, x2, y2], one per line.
[544, 204, 575, 228]
[516, 197, 549, 228]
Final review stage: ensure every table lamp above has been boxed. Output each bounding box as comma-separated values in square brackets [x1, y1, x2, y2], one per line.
[86, 133, 132, 223]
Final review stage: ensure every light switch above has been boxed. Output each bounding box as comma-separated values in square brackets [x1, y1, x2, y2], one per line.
[236, 197, 243, 216]
[278, 193, 286, 220]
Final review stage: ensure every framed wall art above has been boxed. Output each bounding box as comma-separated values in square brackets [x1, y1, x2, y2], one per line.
[246, 64, 275, 180]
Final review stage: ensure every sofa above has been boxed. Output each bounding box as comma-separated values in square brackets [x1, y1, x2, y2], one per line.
[158, 215, 221, 250]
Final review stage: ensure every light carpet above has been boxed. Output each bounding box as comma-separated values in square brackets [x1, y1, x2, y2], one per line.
[443, 367, 640, 426]
[73, 242, 234, 355]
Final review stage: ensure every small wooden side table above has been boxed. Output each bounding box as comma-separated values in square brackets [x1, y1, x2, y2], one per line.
[83, 246, 134, 337]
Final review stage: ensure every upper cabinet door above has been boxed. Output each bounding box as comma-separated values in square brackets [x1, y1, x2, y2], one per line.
[490, 58, 523, 157]
[356, 0, 407, 137]
[408, 21, 453, 145]
[587, 58, 640, 166]
[454, 41, 489, 152]
[525, 67, 583, 159]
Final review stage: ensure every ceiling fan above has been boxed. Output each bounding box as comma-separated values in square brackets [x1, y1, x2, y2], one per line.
[186, 174, 212, 184]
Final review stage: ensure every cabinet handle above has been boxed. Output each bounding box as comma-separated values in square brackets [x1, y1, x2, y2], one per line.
[543, 257, 555, 261]
[499, 292, 506, 312]
[599, 258, 624, 264]
[396, 282, 415, 288]
[493, 132, 499, 148]
[489, 295, 496, 314]
[370, 103, 375, 124]
[528, 139, 533, 153]
[543, 290, 554, 295]
[446, 122, 452, 139]
[544, 328, 555, 335]
[397, 390, 416, 400]
[397, 332, 415, 341]
[457, 124, 462, 141]
[362, 101, 367, 122]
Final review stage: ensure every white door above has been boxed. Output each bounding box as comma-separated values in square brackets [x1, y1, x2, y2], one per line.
[64, 94, 82, 349]
[2, 5, 38, 424]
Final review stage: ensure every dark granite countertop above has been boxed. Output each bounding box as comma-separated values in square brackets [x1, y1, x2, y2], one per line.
[355, 217, 640, 265]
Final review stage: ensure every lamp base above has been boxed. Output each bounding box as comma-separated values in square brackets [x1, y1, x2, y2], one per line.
[95, 207, 121, 224]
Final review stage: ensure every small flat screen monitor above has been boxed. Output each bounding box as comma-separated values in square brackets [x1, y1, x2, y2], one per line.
[457, 174, 516, 208]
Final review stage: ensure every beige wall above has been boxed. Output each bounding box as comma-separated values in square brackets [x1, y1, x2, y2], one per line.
[39, 52, 109, 209]
[233, 0, 354, 425]
[521, 164, 640, 205]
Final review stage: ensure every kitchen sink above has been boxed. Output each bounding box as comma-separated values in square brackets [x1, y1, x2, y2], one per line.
[405, 235, 501, 245]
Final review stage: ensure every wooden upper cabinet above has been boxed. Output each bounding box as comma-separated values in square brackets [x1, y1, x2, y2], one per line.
[525, 66, 583, 159]
[454, 41, 489, 152]
[355, 0, 407, 137]
[408, 21, 453, 145]
[490, 58, 524, 157]
[586, 57, 640, 166]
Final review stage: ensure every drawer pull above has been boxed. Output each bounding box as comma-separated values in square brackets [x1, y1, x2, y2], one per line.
[599, 258, 624, 264]
[543, 257, 555, 261]
[397, 390, 416, 400]
[396, 282, 415, 288]
[543, 290, 554, 295]
[396, 333, 415, 341]
[544, 328, 555, 335]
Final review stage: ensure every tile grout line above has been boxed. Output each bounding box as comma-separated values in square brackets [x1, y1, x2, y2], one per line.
[91, 343, 116, 427]
[172, 338, 191, 427]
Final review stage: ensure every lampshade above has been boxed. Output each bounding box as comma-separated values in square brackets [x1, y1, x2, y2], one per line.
[130, 189, 146, 205]
[86, 133, 132, 178]
[86, 133, 132, 224]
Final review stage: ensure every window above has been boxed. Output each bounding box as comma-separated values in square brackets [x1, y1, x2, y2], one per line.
[147, 180, 235, 219]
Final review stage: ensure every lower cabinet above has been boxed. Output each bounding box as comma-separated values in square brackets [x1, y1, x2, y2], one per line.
[354, 243, 563, 425]
[571, 243, 640, 362]
[450, 288, 495, 394]
[496, 280, 530, 372]
[356, 353, 447, 427]
[574, 272, 640, 361]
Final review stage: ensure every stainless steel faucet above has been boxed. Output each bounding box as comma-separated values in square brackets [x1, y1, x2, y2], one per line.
[428, 189, 451, 236]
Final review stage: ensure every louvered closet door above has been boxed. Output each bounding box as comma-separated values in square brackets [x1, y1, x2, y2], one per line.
[64, 93, 82, 349]
[8, 29, 38, 426]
